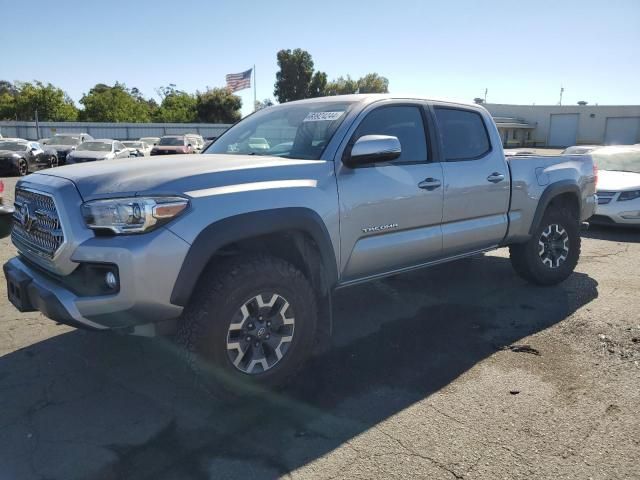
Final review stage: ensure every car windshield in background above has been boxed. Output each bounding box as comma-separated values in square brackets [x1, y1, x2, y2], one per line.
[123, 142, 142, 148]
[77, 142, 112, 152]
[159, 137, 185, 146]
[50, 136, 80, 146]
[592, 148, 640, 174]
[0, 142, 27, 151]
[204, 101, 355, 160]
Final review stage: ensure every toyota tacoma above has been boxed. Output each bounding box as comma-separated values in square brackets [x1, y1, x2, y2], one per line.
[3, 95, 597, 392]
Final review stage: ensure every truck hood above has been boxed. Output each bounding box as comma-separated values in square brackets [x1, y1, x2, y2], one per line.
[35, 154, 328, 200]
[597, 170, 640, 191]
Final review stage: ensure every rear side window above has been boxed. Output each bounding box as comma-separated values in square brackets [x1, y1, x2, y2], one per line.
[434, 108, 491, 160]
[354, 106, 428, 163]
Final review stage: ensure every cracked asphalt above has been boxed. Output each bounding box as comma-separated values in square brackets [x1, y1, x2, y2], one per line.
[0, 176, 639, 480]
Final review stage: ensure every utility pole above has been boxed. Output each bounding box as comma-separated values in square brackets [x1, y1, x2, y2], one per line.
[34, 108, 41, 140]
[558, 86, 564, 106]
[484, 88, 488, 103]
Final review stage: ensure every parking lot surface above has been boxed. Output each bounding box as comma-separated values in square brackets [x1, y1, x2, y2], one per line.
[0, 175, 638, 480]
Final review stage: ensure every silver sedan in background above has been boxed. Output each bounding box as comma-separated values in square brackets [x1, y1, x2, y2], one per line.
[66, 139, 130, 164]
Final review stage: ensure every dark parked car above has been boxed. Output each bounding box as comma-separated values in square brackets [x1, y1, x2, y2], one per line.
[44, 133, 93, 165]
[0, 179, 13, 239]
[150, 135, 195, 155]
[0, 140, 58, 176]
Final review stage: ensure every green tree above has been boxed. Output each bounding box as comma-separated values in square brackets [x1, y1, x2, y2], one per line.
[79, 83, 151, 122]
[325, 75, 358, 96]
[12, 81, 78, 121]
[196, 88, 242, 123]
[0, 81, 17, 120]
[309, 71, 328, 98]
[154, 88, 197, 123]
[357, 73, 389, 94]
[274, 49, 316, 103]
[254, 98, 274, 111]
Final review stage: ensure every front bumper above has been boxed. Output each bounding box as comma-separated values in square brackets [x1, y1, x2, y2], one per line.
[593, 196, 640, 226]
[4, 225, 190, 334]
[0, 158, 18, 173]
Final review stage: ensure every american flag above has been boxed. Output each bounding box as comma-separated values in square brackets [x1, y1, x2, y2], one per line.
[226, 68, 252, 92]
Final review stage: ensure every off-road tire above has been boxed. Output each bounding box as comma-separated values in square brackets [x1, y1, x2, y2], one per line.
[509, 208, 581, 285]
[177, 254, 317, 398]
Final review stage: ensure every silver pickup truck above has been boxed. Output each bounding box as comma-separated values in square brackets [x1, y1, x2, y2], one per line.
[3, 95, 597, 392]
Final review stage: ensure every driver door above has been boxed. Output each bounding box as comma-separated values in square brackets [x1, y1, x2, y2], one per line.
[336, 103, 444, 284]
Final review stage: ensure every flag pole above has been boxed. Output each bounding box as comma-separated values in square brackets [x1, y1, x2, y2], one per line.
[253, 64, 257, 112]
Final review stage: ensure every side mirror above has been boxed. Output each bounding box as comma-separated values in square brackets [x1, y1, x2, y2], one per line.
[344, 135, 401, 168]
[30, 147, 38, 152]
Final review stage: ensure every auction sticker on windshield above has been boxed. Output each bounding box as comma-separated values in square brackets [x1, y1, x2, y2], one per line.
[303, 111, 345, 122]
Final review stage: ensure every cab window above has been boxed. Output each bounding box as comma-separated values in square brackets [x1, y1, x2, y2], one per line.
[352, 106, 428, 163]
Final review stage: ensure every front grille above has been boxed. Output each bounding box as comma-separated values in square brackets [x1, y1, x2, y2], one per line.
[11, 188, 65, 260]
[597, 191, 616, 205]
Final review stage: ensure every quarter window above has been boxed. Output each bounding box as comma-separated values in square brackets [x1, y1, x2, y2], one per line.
[434, 108, 491, 160]
[353, 106, 428, 163]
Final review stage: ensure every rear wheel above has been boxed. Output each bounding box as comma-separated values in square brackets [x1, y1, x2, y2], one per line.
[509, 207, 580, 285]
[178, 254, 317, 397]
[50, 156, 58, 168]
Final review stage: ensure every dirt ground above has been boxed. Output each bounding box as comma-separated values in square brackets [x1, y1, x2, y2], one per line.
[0, 175, 638, 480]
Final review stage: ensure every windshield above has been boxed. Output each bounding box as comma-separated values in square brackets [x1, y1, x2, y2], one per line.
[123, 142, 142, 148]
[77, 142, 112, 152]
[0, 142, 27, 151]
[592, 148, 640, 174]
[204, 101, 355, 160]
[50, 135, 81, 146]
[159, 137, 185, 146]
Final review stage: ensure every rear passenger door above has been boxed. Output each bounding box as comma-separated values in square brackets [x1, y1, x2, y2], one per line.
[336, 102, 444, 283]
[432, 105, 510, 256]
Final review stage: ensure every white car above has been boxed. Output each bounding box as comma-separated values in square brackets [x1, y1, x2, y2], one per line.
[562, 145, 599, 155]
[139, 136, 160, 147]
[591, 146, 640, 227]
[123, 141, 151, 157]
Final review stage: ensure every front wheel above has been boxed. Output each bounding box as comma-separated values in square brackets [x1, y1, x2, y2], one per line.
[509, 208, 581, 285]
[178, 254, 318, 397]
[17, 159, 28, 176]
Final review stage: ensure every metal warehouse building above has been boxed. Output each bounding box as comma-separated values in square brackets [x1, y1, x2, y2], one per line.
[485, 104, 640, 148]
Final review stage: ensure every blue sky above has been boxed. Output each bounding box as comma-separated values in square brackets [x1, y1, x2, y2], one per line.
[2, 0, 639, 116]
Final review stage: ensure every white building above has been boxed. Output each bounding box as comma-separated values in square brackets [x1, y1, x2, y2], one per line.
[485, 104, 640, 148]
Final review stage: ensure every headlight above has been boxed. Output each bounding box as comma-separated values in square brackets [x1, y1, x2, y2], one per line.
[81, 196, 189, 234]
[618, 190, 640, 201]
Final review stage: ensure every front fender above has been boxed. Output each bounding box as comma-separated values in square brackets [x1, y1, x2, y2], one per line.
[170, 207, 338, 307]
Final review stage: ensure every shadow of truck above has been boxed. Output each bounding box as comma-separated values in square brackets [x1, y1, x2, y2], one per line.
[0, 254, 598, 480]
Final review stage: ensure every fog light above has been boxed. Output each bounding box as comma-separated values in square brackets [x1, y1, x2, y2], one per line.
[105, 271, 119, 290]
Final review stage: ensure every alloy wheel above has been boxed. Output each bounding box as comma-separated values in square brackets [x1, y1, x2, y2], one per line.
[226, 293, 295, 374]
[538, 223, 569, 269]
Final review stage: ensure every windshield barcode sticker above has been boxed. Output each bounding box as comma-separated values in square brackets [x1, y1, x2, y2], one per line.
[303, 111, 345, 122]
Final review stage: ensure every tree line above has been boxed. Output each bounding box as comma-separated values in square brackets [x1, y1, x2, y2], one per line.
[0, 81, 243, 124]
[0, 49, 389, 123]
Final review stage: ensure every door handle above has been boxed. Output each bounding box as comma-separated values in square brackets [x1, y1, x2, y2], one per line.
[418, 178, 441, 190]
[487, 172, 505, 183]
